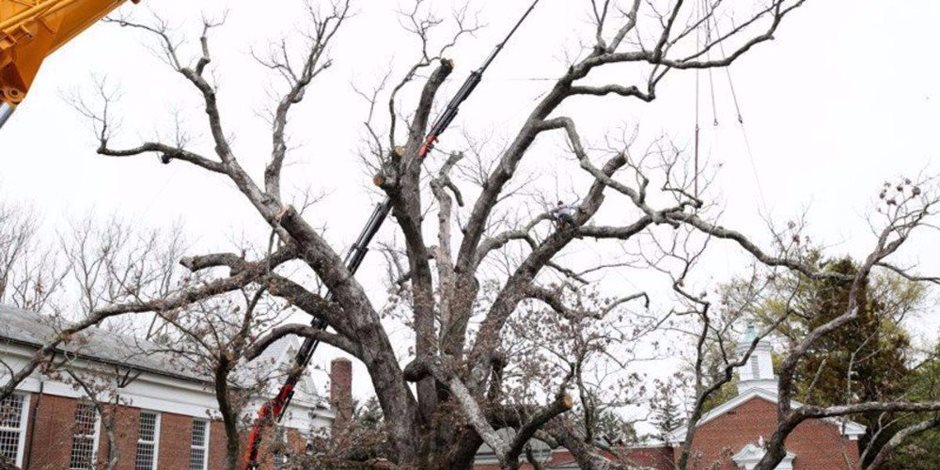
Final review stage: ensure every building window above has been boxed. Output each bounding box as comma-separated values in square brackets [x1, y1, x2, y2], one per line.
[135, 411, 160, 470]
[0, 393, 29, 467]
[189, 419, 209, 470]
[69, 402, 100, 470]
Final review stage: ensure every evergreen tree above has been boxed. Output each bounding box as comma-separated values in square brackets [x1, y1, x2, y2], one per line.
[881, 344, 940, 469]
[650, 378, 685, 442]
[791, 259, 911, 407]
[748, 256, 924, 468]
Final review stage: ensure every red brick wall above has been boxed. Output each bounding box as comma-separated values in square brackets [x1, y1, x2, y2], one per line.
[16, 391, 320, 470]
[472, 398, 859, 470]
[473, 463, 501, 470]
[208, 420, 229, 470]
[25, 394, 78, 470]
[24, 396, 153, 470]
[681, 396, 860, 470]
[98, 405, 140, 470]
[157, 412, 194, 470]
[623, 446, 674, 469]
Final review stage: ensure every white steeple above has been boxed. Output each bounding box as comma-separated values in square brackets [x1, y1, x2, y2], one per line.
[735, 322, 777, 395]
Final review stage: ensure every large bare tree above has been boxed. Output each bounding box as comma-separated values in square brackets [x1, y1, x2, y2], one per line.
[10, 1, 940, 470]
[61, 0, 815, 468]
[84, 0, 811, 466]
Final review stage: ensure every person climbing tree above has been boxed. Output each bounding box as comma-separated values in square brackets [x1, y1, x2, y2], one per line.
[552, 201, 579, 228]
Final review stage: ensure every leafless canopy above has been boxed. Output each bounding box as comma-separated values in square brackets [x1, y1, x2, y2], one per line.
[8, 1, 940, 470]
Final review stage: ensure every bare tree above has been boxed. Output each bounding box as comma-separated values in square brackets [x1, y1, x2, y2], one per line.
[140, 280, 337, 470]
[749, 180, 939, 470]
[499, 283, 654, 470]
[0, 213, 185, 401]
[66, 1, 831, 468]
[0, 201, 65, 312]
[648, 179, 940, 470]
[17, 1, 940, 470]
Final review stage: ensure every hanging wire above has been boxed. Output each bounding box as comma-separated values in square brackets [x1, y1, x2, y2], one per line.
[703, 0, 719, 128]
[710, 15, 744, 124]
[693, 0, 702, 199]
[709, 11, 768, 212]
[708, 69, 719, 127]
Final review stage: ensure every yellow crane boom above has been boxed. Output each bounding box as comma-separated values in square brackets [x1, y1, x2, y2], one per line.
[0, 0, 137, 127]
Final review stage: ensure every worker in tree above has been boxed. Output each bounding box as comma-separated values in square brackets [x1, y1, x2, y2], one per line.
[551, 201, 579, 228]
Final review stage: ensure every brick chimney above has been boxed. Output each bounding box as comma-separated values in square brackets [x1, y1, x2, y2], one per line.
[329, 358, 352, 434]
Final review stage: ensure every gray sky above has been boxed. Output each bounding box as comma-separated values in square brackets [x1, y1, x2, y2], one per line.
[2, 0, 939, 405]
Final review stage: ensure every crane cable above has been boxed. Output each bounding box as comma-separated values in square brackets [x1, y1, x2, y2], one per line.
[704, 3, 719, 128]
[694, 0, 719, 199]
[710, 13, 768, 212]
[694, 0, 702, 198]
[693, 0, 768, 211]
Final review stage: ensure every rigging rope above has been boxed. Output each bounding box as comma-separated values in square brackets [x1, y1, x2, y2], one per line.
[704, 3, 719, 128]
[694, 0, 703, 199]
[708, 10, 768, 212]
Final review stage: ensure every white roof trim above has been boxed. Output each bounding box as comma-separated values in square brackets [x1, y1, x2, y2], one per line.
[732, 443, 795, 470]
[668, 389, 866, 444]
[732, 443, 795, 463]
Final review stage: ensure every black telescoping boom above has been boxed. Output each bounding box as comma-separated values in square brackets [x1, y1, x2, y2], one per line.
[244, 2, 540, 468]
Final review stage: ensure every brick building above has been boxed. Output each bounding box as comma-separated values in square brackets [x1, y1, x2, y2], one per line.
[475, 325, 865, 469]
[0, 305, 352, 470]
[662, 325, 865, 469]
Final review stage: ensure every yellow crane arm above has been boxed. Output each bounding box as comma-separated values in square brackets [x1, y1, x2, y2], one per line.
[0, 0, 137, 108]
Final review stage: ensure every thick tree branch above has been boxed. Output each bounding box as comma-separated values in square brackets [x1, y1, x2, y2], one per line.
[244, 323, 362, 361]
[506, 393, 574, 463]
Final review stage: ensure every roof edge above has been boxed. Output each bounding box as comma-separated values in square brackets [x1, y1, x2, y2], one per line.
[667, 389, 866, 443]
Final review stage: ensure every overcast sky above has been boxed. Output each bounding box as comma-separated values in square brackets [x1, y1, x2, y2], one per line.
[2, 0, 939, 404]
